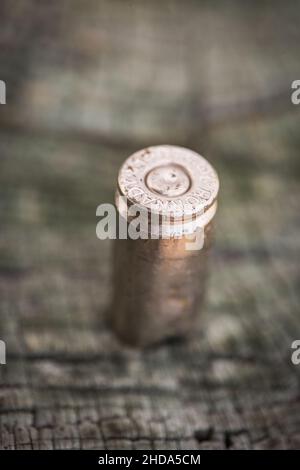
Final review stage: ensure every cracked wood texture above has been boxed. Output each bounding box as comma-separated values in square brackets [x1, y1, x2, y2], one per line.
[0, 0, 300, 449]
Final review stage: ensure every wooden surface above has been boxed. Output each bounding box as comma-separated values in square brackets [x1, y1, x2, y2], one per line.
[0, 0, 300, 449]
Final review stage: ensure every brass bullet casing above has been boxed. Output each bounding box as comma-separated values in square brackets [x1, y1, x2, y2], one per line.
[111, 145, 219, 347]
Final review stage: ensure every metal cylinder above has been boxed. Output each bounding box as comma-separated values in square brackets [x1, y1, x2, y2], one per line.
[110, 145, 219, 347]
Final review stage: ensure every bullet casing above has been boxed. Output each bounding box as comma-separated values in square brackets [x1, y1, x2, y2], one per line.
[111, 145, 219, 347]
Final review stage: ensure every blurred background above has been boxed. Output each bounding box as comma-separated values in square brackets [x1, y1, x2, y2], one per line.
[0, 0, 299, 450]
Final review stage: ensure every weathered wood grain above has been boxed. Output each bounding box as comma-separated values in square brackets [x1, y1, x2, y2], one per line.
[0, 0, 300, 450]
